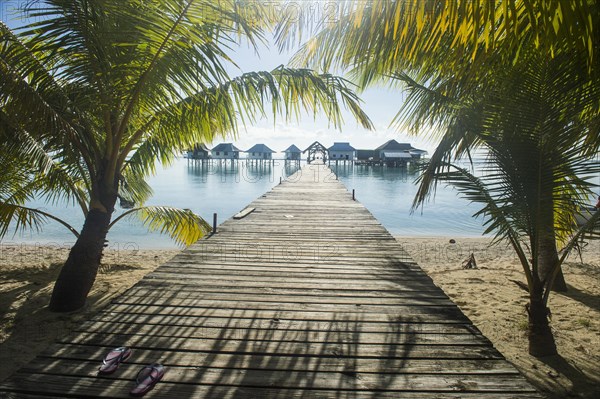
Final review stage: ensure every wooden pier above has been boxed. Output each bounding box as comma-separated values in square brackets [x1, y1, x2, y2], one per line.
[0, 164, 541, 398]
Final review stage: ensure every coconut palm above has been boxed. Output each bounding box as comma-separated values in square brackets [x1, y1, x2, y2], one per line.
[0, 0, 373, 312]
[283, 0, 599, 356]
[398, 43, 600, 356]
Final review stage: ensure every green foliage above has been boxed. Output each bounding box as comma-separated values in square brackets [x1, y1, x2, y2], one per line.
[285, 2, 598, 355]
[400, 37, 599, 305]
[109, 206, 211, 247]
[286, 0, 596, 76]
[287, 0, 599, 288]
[0, 0, 372, 245]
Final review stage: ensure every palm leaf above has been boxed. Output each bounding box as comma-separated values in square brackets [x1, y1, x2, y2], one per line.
[121, 67, 373, 176]
[0, 201, 79, 238]
[109, 206, 210, 247]
[431, 162, 534, 286]
[283, 1, 595, 75]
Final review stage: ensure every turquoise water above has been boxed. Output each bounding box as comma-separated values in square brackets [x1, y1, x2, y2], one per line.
[4, 158, 487, 249]
[332, 163, 485, 237]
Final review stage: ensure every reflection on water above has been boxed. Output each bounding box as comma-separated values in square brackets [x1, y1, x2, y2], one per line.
[331, 162, 485, 238]
[6, 159, 485, 249]
[185, 160, 302, 184]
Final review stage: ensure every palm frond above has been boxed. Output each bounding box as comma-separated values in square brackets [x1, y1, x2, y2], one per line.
[109, 206, 210, 246]
[0, 201, 79, 238]
[432, 162, 534, 286]
[0, 202, 45, 238]
[118, 168, 154, 208]
[0, 21, 100, 174]
[121, 67, 373, 175]
[0, 111, 90, 212]
[284, 1, 595, 75]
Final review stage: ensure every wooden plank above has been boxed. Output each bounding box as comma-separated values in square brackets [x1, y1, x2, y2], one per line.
[27, 345, 517, 373]
[71, 322, 490, 345]
[114, 289, 453, 305]
[58, 335, 500, 359]
[86, 314, 481, 332]
[233, 207, 255, 219]
[11, 364, 537, 392]
[97, 303, 471, 323]
[22, 356, 521, 377]
[138, 278, 445, 292]
[121, 285, 449, 300]
[142, 272, 440, 285]
[103, 297, 461, 314]
[127, 287, 444, 302]
[0, 375, 542, 399]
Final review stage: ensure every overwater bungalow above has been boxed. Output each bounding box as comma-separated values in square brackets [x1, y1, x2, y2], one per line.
[409, 149, 428, 159]
[375, 139, 414, 158]
[328, 142, 356, 162]
[356, 149, 378, 162]
[283, 144, 302, 161]
[186, 143, 210, 160]
[246, 144, 275, 160]
[375, 139, 427, 166]
[211, 143, 241, 159]
[381, 151, 412, 163]
[355, 139, 427, 166]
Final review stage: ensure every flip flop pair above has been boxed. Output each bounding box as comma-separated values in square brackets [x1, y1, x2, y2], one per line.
[98, 347, 165, 397]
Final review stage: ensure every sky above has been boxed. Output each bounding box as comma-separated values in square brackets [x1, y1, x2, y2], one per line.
[1, 0, 440, 154]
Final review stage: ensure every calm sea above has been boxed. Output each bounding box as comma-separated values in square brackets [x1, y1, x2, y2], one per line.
[5, 158, 487, 249]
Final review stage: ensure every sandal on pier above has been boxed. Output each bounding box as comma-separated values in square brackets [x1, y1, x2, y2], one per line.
[98, 346, 132, 375]
[129, 363, 165, 397]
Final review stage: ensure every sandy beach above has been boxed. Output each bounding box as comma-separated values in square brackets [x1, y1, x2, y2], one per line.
[397, 236, 600, 399]
[0, 238, 598, 398]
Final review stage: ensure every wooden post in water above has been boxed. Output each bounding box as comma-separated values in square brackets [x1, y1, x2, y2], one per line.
[212, 213, 217, 234]
[352, 189, 355, 201]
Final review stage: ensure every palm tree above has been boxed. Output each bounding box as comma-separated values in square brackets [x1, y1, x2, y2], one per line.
[0, 0, 373, 312]
[283, 0, 599, 356]
[399, 43, 600, 356]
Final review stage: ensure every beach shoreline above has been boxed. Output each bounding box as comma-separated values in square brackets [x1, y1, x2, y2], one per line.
[0, 238, 598, 398]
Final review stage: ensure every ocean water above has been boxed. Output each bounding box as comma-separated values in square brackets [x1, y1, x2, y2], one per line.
[4, 158, 487, 249]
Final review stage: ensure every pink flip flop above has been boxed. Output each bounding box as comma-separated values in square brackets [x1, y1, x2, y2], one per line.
[130, 363, 165, 397]
[98, 346, 132, 374]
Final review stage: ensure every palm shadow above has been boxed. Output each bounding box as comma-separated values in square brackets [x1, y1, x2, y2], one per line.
[559, 284, 600, 313]
[0, 262, 65, 382]
[538, 354, 600, 399]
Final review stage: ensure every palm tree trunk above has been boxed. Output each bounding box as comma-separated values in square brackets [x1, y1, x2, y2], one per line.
[538, 238, 567, 292]
[527, 283, 557, 357]
[537, 180, 568, 292]
[48, 208, 111, 312]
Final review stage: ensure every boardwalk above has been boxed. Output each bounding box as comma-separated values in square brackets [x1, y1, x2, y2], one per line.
[0, 164, 541, 398]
